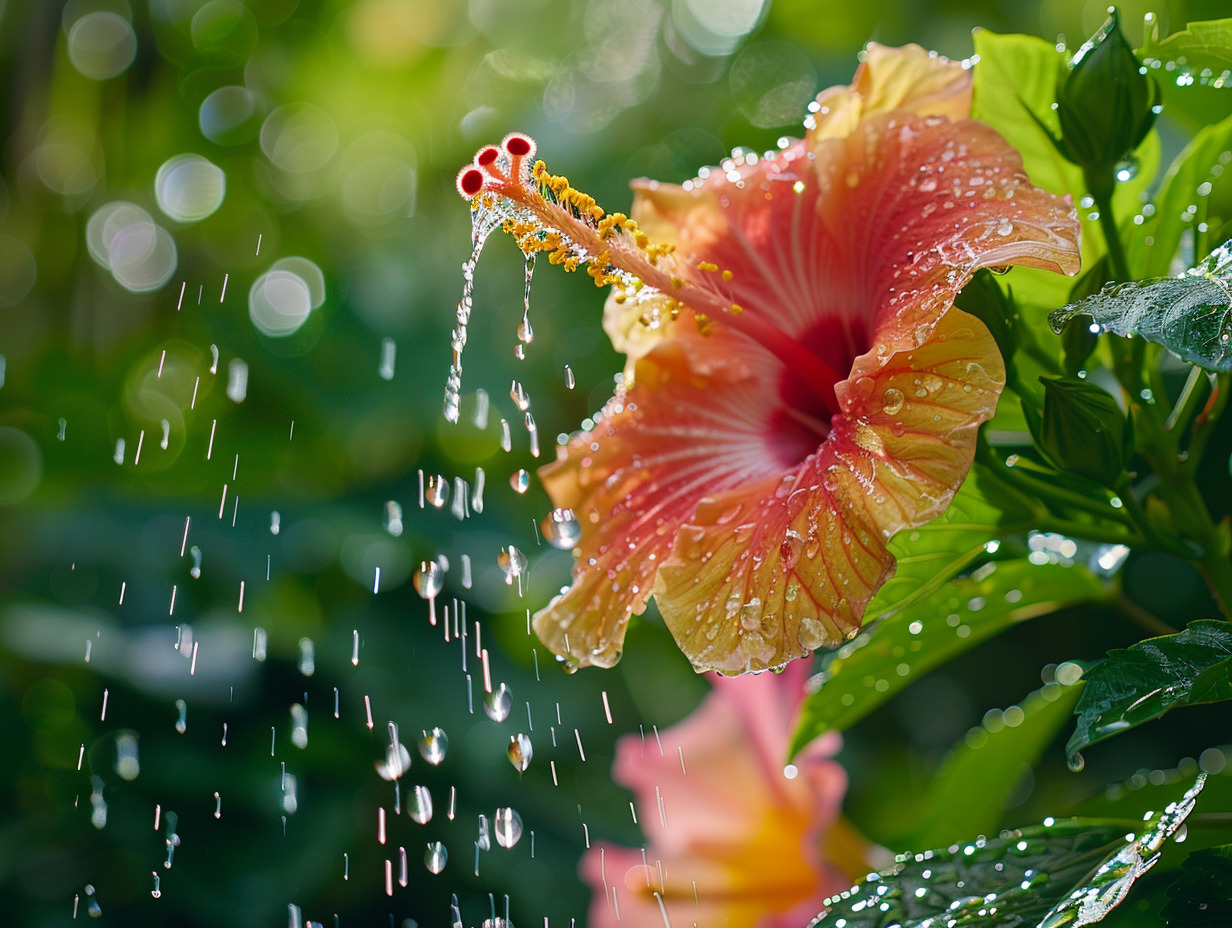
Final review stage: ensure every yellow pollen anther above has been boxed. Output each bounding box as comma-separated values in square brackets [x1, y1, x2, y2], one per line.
[730, 303, 744, 314]
[698, 261, 719, 273]
[721, 270, 733, 282]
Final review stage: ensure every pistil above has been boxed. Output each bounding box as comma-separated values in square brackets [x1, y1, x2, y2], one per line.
[457, 135, 844, 418]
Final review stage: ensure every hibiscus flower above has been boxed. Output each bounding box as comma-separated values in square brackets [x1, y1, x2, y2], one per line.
[582, 661, 876, 928]
[455, 43, 1080, 674]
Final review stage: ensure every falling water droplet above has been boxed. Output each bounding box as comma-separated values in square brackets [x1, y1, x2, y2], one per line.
[379, 337, 396, 381]
[497, 546, 528, 585]
[174, 698, 188, 734]
[413, 562, 444, 602]
[477, 814, 491, 851]
[541, 508, 581, 549]
[564, 365, 575, 389]
[85, 884, 102, 917]
[494, 807, 523, 848]
[409, 785, 433, 824]
[427, 475, 450, 508]
[507, 733, 533, 771]
[385, 501, 403, 536]
[509, 469, 530, 494]
[226, 358, 248, 403]
[483, 683, 513, 722]
[419, 727, 448, 764]
[425, 841, 448, 874]
[510, 380, 530, 411]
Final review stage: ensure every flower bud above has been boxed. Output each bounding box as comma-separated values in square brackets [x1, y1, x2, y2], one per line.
[1055, 8, 1159, 186]
[1039, 376, 1131, 486]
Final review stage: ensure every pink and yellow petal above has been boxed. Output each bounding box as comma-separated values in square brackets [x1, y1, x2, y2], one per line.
[532, 334, 777, 669]
[809, 42, 973, 142]
[654, 447, 894, 674]
[652, 311, 1005, 675]
[810, 112, 1078, 380]
[838, 308, 1006, 529]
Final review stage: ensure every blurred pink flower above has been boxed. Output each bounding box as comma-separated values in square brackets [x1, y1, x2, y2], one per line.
[581, 662, 874, 927]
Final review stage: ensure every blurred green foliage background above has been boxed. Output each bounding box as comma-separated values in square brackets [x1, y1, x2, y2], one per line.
[1, 0, 1231, 926]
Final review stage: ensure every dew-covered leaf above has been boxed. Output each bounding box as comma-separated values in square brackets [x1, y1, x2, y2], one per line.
[1049, 240, 1232, 372]
[1160, 843, 1232, 928]
[897, 681, 1082, 850]
[1067, 619, 1232, 763]
[790, 557, 1106, 753]
[1140, 18, 1232, 76]
[810, 776, 1206, 928]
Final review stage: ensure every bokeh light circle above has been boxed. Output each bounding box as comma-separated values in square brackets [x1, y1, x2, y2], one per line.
[249, 269, 313, 336]
[155, 154, 226, 222]
[0, 427, 43, 505]
[67, 12, 137, 80]
[85, 201, 177, 291]
[199, 86, 264, 145]
[729, 42, 817, 128]
[86, 201, 150, 268]
[260, 104, 338, 174]
[110, 223, 178, 292]
[0, 235, 37, 307]
[269, 257, 325, 309]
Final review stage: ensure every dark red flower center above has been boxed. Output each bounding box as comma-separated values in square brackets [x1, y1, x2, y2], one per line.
[769, 315, 869, 468]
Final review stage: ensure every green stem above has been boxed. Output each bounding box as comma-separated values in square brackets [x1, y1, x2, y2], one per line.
[1088, 178, 1232, 617]
[1114, 594, 1179, 637]
[1090, 177, 1131, 284]
[1164, 365, 1207, 435]
[973, 440, 1141, 541]
[1184, 372, 1231, 475]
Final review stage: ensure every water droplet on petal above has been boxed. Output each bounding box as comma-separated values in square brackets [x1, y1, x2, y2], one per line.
[881, 388, 905, 415]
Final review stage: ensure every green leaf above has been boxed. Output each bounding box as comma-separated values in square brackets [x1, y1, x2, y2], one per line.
[897, 680, 1082, 850]
[1140, 17, 1232, 75]
[1067, 619, 1232, 763]
[1050, 240, 1232, 373]
[971, 31, 1159, 314]
[1126, 110, 1232, 279]
[790, 556, 1106, 754]
[1038, 376, 1131, 486]
[811, 777, 1206, 928]
[1161, 844, 1232, 928]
